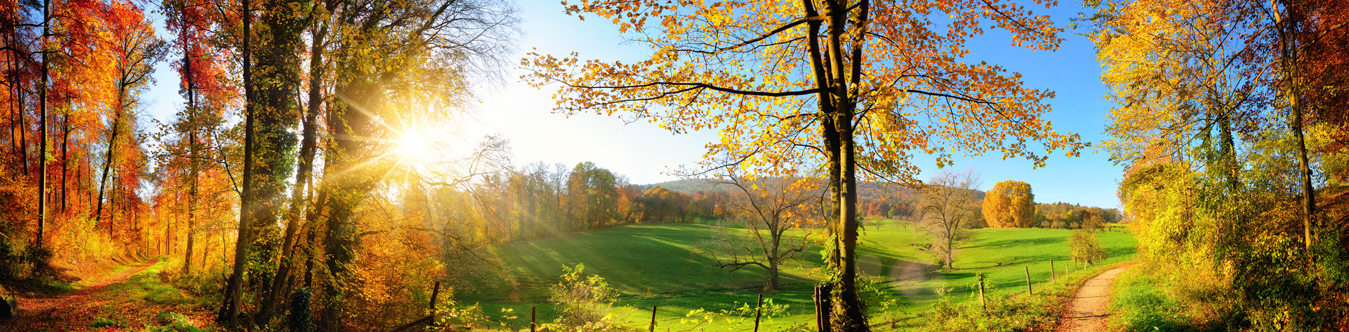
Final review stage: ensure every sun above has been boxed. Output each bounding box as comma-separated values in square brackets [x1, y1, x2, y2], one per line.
[395, 130, 433, 162]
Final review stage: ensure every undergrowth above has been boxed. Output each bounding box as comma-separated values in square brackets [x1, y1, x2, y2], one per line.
[1107, 261, 1239, 332]
[143, 311, 210, 332]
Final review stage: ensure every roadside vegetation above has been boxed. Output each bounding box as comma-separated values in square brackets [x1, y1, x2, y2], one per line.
[914, 262, 1130, 332]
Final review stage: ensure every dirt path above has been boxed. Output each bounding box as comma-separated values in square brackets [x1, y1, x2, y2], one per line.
[0, 259, 207, 332]
[1054, 264, 1133, 332]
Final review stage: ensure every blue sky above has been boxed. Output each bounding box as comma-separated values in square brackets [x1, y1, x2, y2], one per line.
[141, 0, 1124, 209]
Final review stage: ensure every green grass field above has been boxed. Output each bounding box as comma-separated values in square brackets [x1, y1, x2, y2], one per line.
[462, 220, 1136, 331]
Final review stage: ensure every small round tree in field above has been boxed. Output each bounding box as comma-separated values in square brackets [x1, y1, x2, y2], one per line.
[982, 180, 1036, 228]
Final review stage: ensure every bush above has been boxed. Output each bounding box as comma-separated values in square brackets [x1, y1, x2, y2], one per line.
[547, 264, 628, 330]
[1069, 229, 1105, 265]
[0, 235, 19, 280]
[287, 288, 314, 332]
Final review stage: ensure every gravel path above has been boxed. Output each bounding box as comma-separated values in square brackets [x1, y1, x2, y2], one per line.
[1054, 264, 1133, 332]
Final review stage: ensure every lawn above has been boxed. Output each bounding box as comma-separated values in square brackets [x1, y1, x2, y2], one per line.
[462, 221, 1137, 331]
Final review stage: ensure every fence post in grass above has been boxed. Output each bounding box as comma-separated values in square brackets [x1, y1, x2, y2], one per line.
[977, 273, 986, 311]
[1024, 266, 1033, 295]
[531, 306, 537, 332]
[814, 284, 832, 332]
[754, 293, 763, 332]
[1050, 259, 1056, 282]
[649, 305, 658, 332]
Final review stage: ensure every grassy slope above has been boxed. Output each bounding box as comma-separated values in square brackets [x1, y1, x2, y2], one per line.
[466, 221, 1136, 331]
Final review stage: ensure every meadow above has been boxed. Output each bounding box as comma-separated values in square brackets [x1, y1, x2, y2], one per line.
[461, 221, 1137, 331]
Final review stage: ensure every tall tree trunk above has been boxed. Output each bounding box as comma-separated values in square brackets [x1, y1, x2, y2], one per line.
[37, 0, 50, 247]
[220, 0, 254, 325]
[802, 0, 840, 270]
[109, 179, 117, 236]
[7, 43, 19, 170]
[96, 99, 122, 232]
[16, 55, 26, 177]
[769, 260, 780, 290]
[827, 0, 870, 330]
[1292, 86, 1315, 249]
[319, 76, 381, 330]
[61, 113, 69, 214]
[946, 232, 953, 269]
[183, 52, 197, 276]
[1275, 3, 1317, 250]
[257, 15, 329, 324]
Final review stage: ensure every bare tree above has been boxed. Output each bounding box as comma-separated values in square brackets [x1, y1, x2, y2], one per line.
[702, 172, 823, 290]
[915, 168, 982, 270]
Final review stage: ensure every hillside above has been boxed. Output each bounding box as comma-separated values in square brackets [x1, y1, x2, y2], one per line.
[648, 178, 928, 202]
[464, 222, 1137, 331]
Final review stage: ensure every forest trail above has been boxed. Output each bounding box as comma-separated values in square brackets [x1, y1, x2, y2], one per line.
[1054, 264, 1133, 332]
[0, 257, 214, 332]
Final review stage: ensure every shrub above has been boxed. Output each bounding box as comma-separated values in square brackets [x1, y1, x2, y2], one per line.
[548, 264, 625, 330]
[288, 288, 314, 332]
[142, 311, 209, 332]
[1069, 229, 1106, 265]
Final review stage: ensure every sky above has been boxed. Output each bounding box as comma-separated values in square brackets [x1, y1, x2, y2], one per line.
[141, 0, 1126, 209]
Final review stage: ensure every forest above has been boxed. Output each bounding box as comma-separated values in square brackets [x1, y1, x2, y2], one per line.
[0, 0, 1346, 331]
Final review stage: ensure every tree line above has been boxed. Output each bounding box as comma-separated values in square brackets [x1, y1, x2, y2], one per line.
[428, 159, 733, 245]
[1088, 0, 1349, 327]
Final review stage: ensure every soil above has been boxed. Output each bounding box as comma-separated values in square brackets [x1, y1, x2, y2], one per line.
[1054, 264, 1133, 332]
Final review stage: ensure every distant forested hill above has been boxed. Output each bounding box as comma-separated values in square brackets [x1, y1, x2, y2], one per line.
[649, 178, 944, 203]
[646, 178, 1117, 229]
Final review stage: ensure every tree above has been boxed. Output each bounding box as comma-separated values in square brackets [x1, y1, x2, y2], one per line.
[525, 0, 1085, 328]
[638, 186, 690, 223]
[219, 0, 255, 325]
[703, 173, 822, 290]
[915, 168, 980, 270]
[982, 180, 1035, 228]
[95, 0, 166, 233]
[1068, 209, 1105, 265]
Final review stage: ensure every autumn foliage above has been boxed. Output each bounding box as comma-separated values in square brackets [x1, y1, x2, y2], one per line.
[982, 180, 1035, 228]
[1089, 0, 1349, 328]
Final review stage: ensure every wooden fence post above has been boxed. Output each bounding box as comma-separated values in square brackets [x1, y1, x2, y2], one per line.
[531, 306, 537, 332]
[977, 273, 986, 311]
[753, 294, 763, 332]
[814, 285, 832, 332]
[1050, 259, 1056, 282]
[649, 305, 658, 332]
[1024, 266, 1033, 295]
